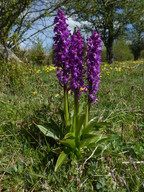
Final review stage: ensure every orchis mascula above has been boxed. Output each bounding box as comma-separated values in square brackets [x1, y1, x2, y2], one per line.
[37, 9, 118, 172]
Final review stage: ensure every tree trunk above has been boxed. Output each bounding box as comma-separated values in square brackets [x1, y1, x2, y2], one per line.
[133, 48, 141, 61]
[134, 54, 139, 61]
[106, 44, 114, 64]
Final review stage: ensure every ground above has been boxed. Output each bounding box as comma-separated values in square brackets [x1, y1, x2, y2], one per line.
[0, 60, 144, 191]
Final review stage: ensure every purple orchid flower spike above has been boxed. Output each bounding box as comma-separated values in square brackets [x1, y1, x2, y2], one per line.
[53, 9, 71, 86]
[86, 31, 102, 105]
[69, 30, 84, 97]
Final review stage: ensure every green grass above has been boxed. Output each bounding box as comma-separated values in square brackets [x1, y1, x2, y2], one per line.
[0, 60, 144, 191]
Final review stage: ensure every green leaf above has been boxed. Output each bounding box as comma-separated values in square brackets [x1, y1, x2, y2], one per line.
[80, 134, 120, 148]
[80, 134, 115, 148]
[59, 138, 75, 149]
[55, 151, 68, 172]
[64, 132, 75, 139]
[76, 113, 85, 136]
[83, 118, 108, 135]
[36, 124, 59, 140]
[80, 134, 105, 148]
[78, 102, 85, 114]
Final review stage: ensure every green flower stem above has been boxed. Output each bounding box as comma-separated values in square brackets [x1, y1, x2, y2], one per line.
[84, 97, 91, 129]
[74, 89, 79, 136]
[88, 97, 91, 117]
[84, 105, 89, 128]
[84, 80, 92, 130]
[87, 81, 92, 120]
[64, 85, 69, 127]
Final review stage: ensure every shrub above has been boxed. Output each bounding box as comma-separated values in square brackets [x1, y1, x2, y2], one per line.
[45, 48, 54, 66]
[113, 39, 133, 61]
[27, 39, 46, 66]
[140, 49, 144, 59]
[0, 59, 30, 92]
[101, 47, 107, 62]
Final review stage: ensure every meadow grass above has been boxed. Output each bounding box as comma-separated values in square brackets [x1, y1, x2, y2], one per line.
[0, 60, 144, 191]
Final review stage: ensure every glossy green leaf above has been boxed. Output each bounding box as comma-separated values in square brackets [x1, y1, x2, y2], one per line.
[83, 118, 108, 135]
[78, 102, 85, 114]
[36, 124, 59, 140]
[80, 134, 114, 148]
[76, 113, 85, 136]
[64, 132, 75, 139]
[80, 134, 119, 148]
[80, 134, 105, 148]
[74, 113, 85, 143]
[55, 151, 68, 172]
[59, 138, 75, 149]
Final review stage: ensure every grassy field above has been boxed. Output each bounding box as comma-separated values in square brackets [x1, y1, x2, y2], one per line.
[0, 60, 144, 191]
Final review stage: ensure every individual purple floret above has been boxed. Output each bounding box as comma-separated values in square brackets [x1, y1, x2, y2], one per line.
[86, 31, 102, 103]
[53, 9, 71, 86]
[69, 30, 84, 95]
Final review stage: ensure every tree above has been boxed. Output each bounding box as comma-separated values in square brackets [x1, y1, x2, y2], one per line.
[128, 19, 144, 60]
[64, 0, 144, 63]
[0, 0, 32, 45]
[0, 0, 68, 49]
[101, 38, 133, 62]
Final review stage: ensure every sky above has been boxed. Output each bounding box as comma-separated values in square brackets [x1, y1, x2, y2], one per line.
[19, 15, 90, 51]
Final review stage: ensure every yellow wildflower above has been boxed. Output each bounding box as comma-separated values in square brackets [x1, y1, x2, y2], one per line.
[117, 67, 121, 72]
[42, 65, 57, 73]
[36, 69, 40, 74]
[106, 71, 110, 75]
[33, 91, 37, 95]
[115, 67, 121, 72]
